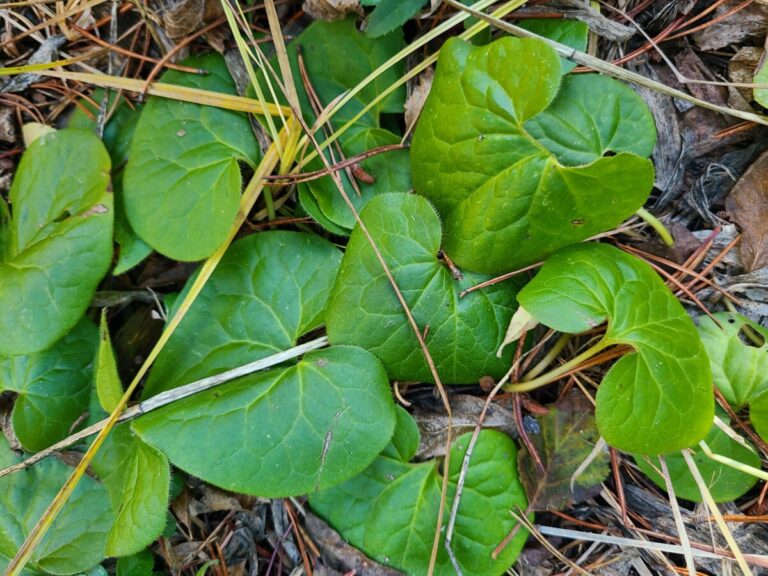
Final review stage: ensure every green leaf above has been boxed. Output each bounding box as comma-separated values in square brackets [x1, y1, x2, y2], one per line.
[285, 18, 405, 127]
[299, 126, 411, 233]
[698, 312, 768, 442]
[96, 312, 123, 413]
[698, 312, 768, 407]
[326, 193, 521, 384]
[0, 128, 113, 355]
[634, 408, 760, 503]
[0, 436, 113, 575]
[754, 57, 768, 108]
[517, 19, 588, 73]
[311, 410, 529, 576]
[364, 0, 427, 37]
[68, 90, 151, 274]
[116, 551, 154, 576]
[123, 53, 260, 261]
[517, 243, 713, 455]
[0, 319, 97, 451]
[133, 231, 396, 496]
[91, 424, 170, 557]
[410, 37, 656, 275]
[518, 391, 610, 511]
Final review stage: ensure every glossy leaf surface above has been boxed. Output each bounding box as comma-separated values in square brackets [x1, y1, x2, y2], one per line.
[411, 37, 655, 274]
[134, 232, 396, 496]
[0, 319, 97, 451]
[326, 193, 521, 384]
[517, 243, 713, 454]
[311, 409, 529, 575]
[123, 53, 260, 261]
[0, 129, 113, 355]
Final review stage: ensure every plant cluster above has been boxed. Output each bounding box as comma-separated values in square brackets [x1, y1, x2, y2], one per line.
[2, 10, 766, 576]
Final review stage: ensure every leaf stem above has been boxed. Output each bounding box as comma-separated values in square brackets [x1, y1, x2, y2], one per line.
[636, 207, 674, 247]
[522, 333, 571, 381]
[504, 339, 608, 393]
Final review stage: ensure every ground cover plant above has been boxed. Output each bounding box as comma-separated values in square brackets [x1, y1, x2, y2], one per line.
[2, 1, 768, 575]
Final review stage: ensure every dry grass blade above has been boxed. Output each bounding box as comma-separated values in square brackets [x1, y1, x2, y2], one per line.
[658, 456, 697, 576]
[681, 450, 754, 576]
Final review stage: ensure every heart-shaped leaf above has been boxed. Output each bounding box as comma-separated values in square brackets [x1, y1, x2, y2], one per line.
[0, 436, 113, 575]
[0, 319, 97, 451]
[634, 407, 760, 503]
[311, 408, 529, 576]
[123, 53, 260, 261]
[326, 193, 521, 384]
[133, 231, 396, 496]
[517, 243, 713, 454]
[69, 90, 151, 274]
[410, 37, 656, 275]
[0, 128, 113, 355]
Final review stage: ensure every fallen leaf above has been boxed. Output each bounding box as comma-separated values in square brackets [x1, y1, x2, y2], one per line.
[404, 67, 433, 133]
[694, 0, 768, 51]
[725, 150, 768, 271]
[303, 0, 363, 21]
[517, 390, 609, 511]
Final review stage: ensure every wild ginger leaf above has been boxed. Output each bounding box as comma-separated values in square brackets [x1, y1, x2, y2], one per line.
[0, 319, 97, 451]
[410, 37, 655, 275]
[634, 408, 760, 503]
[326, 193, 521, 384]
[311, 409, 529, 576]
[123, 53, 260, 261]
[0, 436, 113, 575]
[517, 243, 713, 455]
[91, 424, 170, 557]
[698, 312, 768, 441]
[133, 232, 396, 496]
[0, 129, 113, 355]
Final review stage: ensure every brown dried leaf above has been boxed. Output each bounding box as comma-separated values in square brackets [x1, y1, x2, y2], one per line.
[156, 0, 224, 40]
[303, 0, 363, 21]
[518, 391, 609, 512]
[404, 68, 434, 134]
[726, 150, 768, 271]
[412, 394, 516, 460]
[729, 47, 762, 110]
[694, 0, 768, 51]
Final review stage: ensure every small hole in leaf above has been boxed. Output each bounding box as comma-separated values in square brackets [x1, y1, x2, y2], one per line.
[727, 317, 736, 324]
[738, 325, 765, 348]
[603, 150, 616, 158]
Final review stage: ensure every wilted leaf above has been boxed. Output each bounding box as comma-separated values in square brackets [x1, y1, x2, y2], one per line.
[311, 408, 529, 576]
[411, 37, 655, 275]
[326, 193, 521, 384]
[133, 231, 396, 496]
[0, 319, 97, 451]
[518, 391, 609, 511]
[0, 129, 113, 355]
[517, 243, 713, 454]
[725, 150, 768, 271]
[123, 53, 260, 261]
